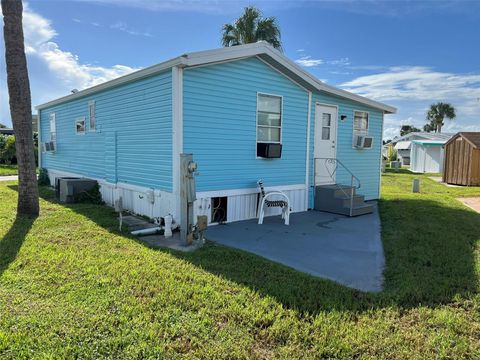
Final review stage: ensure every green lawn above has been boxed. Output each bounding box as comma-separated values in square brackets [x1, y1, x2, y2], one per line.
[0, 164, 17, 176]
[0, 171, 479, 358]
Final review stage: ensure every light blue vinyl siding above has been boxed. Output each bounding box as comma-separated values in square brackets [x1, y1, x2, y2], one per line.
[40, 70, 173, 191]
[183, 57, 309, 192]
[309, 92, 383, 204]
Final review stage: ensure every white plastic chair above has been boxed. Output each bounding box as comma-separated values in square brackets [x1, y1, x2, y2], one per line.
[256, 179, 291, 225]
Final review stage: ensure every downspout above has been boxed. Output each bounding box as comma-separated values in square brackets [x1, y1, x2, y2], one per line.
[172, 64, 185, 223]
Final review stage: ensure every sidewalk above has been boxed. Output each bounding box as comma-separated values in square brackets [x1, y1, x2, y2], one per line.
[0, 175, 18, 182]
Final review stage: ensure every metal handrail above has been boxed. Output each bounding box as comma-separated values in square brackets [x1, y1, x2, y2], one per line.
[313, 158, 361, 217]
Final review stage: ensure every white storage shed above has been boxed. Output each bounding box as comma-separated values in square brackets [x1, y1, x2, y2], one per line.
[410, 140, 446, 173]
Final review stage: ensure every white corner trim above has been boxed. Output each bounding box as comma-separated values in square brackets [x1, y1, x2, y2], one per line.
[172, 66, 183, 221]
[378, 112, 384, 199]
[305, 91, 312, 208]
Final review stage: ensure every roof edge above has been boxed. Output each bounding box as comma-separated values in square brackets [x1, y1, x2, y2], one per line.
[36, 42, 397, 114]
[444, 132, 480, 149]
[36, 56, 185, 110]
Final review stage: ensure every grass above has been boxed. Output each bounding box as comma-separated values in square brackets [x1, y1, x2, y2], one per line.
[0, 171, 479, 358]
[0, 164, 17, 176]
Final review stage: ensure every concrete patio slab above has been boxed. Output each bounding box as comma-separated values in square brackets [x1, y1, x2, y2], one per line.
[206, 205, 384, 292]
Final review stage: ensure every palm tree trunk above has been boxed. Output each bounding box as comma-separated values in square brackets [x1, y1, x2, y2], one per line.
[2, 0, 39, 216]
[436, 122, 442, 133]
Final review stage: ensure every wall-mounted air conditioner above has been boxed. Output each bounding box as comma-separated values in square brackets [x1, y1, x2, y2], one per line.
[353, 135, 373, 149]
[42, 141, 56, 152]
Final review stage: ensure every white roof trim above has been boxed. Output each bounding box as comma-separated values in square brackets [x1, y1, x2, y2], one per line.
[394, 141, 411, 150]
[36, 42, 396, 113]
[36, 57, 185, 110]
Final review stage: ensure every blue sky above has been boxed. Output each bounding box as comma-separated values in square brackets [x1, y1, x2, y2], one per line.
[1, 0, 479, 139]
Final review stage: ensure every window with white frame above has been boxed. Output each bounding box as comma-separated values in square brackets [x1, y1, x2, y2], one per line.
[257, 94, 282, 143]
[75, 117, 86, 134]
[49, 113, 56, 141]
[89, 100, 96, 131]
[353, 111, 369, 136]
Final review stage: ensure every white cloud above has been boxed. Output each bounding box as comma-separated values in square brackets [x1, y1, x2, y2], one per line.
[110, 21, 153, 37]
[23, 6, 138, 89]
[0, 3, 138, 125]
[341, 66, 480, 139]
[341, 66, 480, 104]
[295, 54, 350, 68]
[328, 57, 350, 66]
[308, 64, 480, 143]
[295, 55, 323, 67]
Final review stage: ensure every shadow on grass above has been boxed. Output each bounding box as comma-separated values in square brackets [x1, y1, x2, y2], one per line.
[0, 215, 35, 278]
[28, 185, 480, 314]
[175, 198, 480, 313]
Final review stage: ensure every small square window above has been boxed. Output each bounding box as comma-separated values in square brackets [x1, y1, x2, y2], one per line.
[75, 117, 86, 134]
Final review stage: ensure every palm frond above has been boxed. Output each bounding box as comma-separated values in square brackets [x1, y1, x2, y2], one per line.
[255, 17, 282, 50]
[220, 6, 282, 50]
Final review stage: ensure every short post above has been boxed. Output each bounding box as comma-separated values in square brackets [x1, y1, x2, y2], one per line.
[412, 178, 420, 193]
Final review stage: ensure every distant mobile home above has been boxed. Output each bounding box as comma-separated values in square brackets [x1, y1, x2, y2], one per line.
[391, 132, 454, 167]
[410, 140, 446, 173]
[36, 42, 396, 225]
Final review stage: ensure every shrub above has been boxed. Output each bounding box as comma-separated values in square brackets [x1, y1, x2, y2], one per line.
[387, 144, 398, 162]
[0, 135, 16, 164]
[74, 183, 104, 205]
[38, 168, 50, 186]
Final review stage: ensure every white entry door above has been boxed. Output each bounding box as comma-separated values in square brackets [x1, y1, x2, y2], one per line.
[313, 104, 338, 185]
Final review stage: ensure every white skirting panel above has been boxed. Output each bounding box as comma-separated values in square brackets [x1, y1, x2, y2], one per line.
[46, 169, 306, 225]
[47, 169, 175, 220]
[194, 185, 307, 224]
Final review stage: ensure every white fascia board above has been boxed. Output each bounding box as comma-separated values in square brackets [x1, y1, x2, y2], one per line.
[36, 57, 186, 110]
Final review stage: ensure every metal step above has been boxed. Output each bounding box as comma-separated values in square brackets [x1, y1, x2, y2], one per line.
[336, 194, 366, 208]
[315, 184, 356, 198]
[314, 184, 373, 217]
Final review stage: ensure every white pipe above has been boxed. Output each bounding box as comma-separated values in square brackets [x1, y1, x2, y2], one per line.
[131, 226, 162, 236]
[164, 214, 173, 238]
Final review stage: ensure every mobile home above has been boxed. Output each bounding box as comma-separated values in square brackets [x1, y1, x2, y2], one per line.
[37, 42, 396, 225]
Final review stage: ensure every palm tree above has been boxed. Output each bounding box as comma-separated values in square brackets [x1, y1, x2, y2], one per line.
[426, 102, 456, 133]
[400, 125, 420, 136]
[221, 6, 282, 50]
[423, 122, 435, 132]
[2, 0, 39, 216]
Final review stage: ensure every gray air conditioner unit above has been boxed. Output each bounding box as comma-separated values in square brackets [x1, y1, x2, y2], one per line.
[354, 135, 373, 149]
[55, 177, 98, 203]
[43, 141, 56, 152]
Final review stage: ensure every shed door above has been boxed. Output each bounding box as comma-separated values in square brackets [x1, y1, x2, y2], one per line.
[314, 104, 337, 185]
